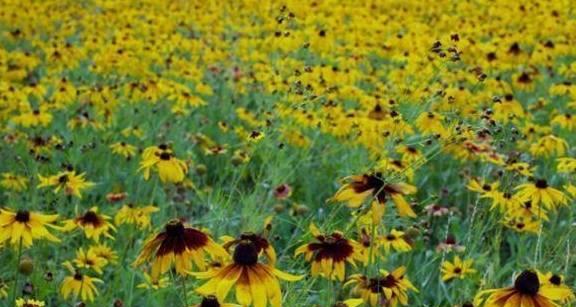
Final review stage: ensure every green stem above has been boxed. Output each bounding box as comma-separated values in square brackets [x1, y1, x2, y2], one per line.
[10, 238, 23, 303]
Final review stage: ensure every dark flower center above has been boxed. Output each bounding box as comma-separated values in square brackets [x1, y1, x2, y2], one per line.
[165, 220, 185, 236]
[454, 267, 462, 274]
[58, 175, 69, 183]
[514, 270, 540, 295]
[535, 179, 548, 189]
[233, 241, 258, 266]
[158, 144, 168, 150]
[549, 274, 562, 285]
[74, 273, 83, 281]
[482, 184, 491, 191]
[15, 210, 30, 223]
[200, 295, 220, 307]
[81, 211, 101, 226]
[159, 152, 172, 160]
[368, 275, 398, 293]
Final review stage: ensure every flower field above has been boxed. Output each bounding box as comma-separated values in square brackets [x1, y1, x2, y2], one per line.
[0, 0, 575, 306]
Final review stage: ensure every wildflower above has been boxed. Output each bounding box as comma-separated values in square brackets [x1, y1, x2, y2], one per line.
[424, 204, 450, 216]
[115, 204, 159, 229]
[436, 235, 466, 253]
[136, 273, 170, 290]
[273, 183, 292, 200]
[139, 144, 188, 183]
[193, 295, 241, 307]
[15, 298, 45, 307]
[193, 237, 303, 306]
[73, 247, 108, 274]
[110, 141, 137, 159]
[503, 216, 540, 234]
[133, 219, 228, 280]
[0, 173, 28, 191]
[557, 157, 576, 173]
[441, 256, 476, 282]
[538, 271, 575, 303]
[60, 262, 103, 302]
[332, 172, 418, 218]
[90, 244, 118, 264]
[345, 267, 418, 306]
[475, 270, 573, 306]
[529, 135, 568, 157]
[514, 179, 568, 210]
[295, 223, 365, 281]
[381, 229, 412, 253]
[106, 191, 128, 203]
[333, 299, 364, 307]
[37, 170, 94, 198]
[0, 208, 60, 247]
[62, 207, 116, 242]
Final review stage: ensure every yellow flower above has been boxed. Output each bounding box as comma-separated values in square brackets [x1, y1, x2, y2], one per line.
[114, 204, 159, 229]
[332, 173, 418, 218]
[133, 219, 228, 280]
[514, 179, 568, 210]
[475, 270, 573, 307]
[295, 223, 366, 281]
[110, 141, 137, 159]
[62, 207, 116, 242]
[381, 229, 412, 253]
[0, 208, 60, 248]
[37, 170, 94, 198]
[139, 145, 188, 183]
[15, 298, 45, 307]
[60, 262, 103, 302]
[345, 266, 418, 306]
[192, 238, 302, 307]
[136, 272, 170, 290]
[73, 247, 108, 274]
[441, 256, 476, 282]
[0, 173, 28, 191]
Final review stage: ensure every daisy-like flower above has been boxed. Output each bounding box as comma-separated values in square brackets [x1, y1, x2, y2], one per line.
[136, 272, 170, 290]
[332, 172, 418, 218]
[133, 219, 228, 280]
[538, 272, 575, 304]
[62, 207, 116, 242]
[0, 172, 28, 191]
[60, 262, 103, 302]
[139, 144, 188, 183]
[345, 266, 418, 306]
[192, 237, 303, 307]
[514, 179, 568, 210]
[333, 299, 364, 307]
[37, 170, 94, 198]
[502, 215, 541, 234]
[15, 298, 45, 307]
[193, 295, 241, 307]
[115, 204, 159, 229]
[381, 229, 412, 253]
[295, 223, 366, 281]
[90, 244, 118, 264]
[110, 141, 137, 159]
[557, 157, 576, 173]
[475, 270, 573, 307]
[73, 247, 108, 274]
[441, 256, 476, 282]
[0, 208, 60, 248]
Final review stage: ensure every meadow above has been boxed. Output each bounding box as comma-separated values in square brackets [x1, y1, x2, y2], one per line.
[0, 0, 575, 306]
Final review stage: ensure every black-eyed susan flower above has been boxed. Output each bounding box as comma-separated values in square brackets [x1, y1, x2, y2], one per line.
[15, 298, 45, 307]
[441, 256, 476, 282]
[295, 223, 365, 281]
[502, 215, 540, 234]
[474, 270, 573, 307]
[193, 237, 303, 307]
[345, 266, 418, 306]
[136, 272, 170, 290]
[0, 208, 60, 247]
[0, 172, 28, 191]
[139, 144, 188, 183]
[114, 203, 159, 229]
[381, 229, 412, 253]
[332, 172, 418, 218]
[538, 271, 575, 304]
[60, 262, 103, 302]
[37, 170, 94, 198]
[73, 247, 108, 274]
[62, 207, 115, 242]
[133, 219, 228, 280]
[110, 141, 137, 159]
[90, 243, 118, 265]
[514, 179, 568, 210]
[193, 295, 241, 307]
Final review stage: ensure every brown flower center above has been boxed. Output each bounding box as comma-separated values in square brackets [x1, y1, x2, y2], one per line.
[200, 295, 220, 307]
[549, 274, 561, 285]
[233, 241, 258, 266]
[535, 179, 548, 189]
[15, 210, 30, 223]
[159, 152, 172, 160]
[514, 270, 539, 295]
[80, 211, 101, 226]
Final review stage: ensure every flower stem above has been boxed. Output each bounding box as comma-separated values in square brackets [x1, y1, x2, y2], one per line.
[10, 238, 23, 303]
